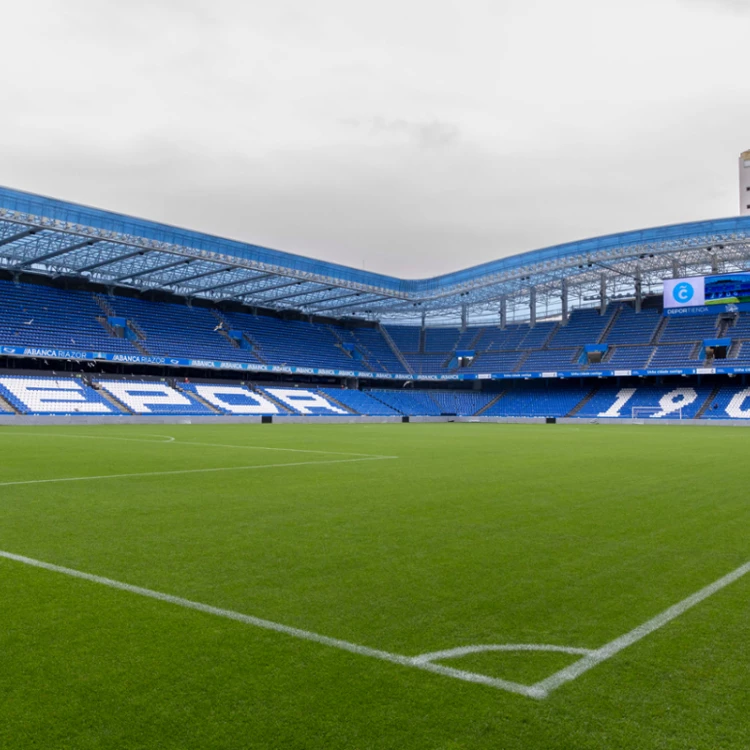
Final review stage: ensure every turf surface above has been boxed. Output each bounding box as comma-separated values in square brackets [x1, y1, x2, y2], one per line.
[0, 423, 748, 749]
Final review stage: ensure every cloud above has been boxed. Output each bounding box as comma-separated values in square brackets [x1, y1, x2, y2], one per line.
[681, 0, 750, 11]
[343, 117, 461, 149]
[0, 0, 748, 283]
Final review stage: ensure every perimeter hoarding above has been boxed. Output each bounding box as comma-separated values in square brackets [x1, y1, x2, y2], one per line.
[663, 272, 750, 316]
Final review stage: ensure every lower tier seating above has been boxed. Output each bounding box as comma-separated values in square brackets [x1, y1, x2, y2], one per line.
[4, 373, 750, 420]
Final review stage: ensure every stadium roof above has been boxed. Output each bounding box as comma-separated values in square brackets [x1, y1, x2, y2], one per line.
[2, 185, 750, 324]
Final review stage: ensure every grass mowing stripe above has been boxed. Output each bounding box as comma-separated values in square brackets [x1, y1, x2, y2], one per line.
[534, 559, 750, 695]
[0, 431, 395, 458]
[2, 549, 746, 701]
[0, 456, 396, 487]
[0, 549, 543, 699]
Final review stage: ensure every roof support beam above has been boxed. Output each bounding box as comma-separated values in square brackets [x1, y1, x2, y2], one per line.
[235, 279, 305, 299]
[196, 272, 276, 294]
[0, 227, 39, 247]
[11, 239, 98, 270]
[313, 294, 388, 312]
[76, 249, 148, 273]
[303, 290, 364, 307]
[163, 266, 228, 287]
[261, 285, 333, 304]
[111, 258, 192, 282]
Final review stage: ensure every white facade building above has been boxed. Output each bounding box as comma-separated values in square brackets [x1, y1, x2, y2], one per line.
[741, 150, 750, 216]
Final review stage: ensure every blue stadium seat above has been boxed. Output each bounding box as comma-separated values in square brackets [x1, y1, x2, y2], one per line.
[482, 384, 591, 417]
[365, 389, 442, 416]
[0, 375, 125, 415]
[577, 385, 712, 419]
[317, 388, 399, 415]
[95, 380, 212, 415]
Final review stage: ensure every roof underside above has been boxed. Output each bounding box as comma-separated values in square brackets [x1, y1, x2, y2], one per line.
[2, 186, 750, 324]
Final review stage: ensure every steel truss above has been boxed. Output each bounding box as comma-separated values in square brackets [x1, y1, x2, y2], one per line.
[2, 196, 750, 326]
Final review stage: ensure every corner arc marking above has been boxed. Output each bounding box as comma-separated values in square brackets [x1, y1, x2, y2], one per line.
[413, 643, 595, 665]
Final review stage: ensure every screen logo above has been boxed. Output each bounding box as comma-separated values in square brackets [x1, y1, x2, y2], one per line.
[673, 282, 694, 304]
[664, 276, 705, 308]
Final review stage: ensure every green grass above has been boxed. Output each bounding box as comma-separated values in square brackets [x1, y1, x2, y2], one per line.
[0, 423, 748, 749]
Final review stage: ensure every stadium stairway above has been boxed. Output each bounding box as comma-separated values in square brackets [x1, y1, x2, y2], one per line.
[0, 391, 19, 414]
[565, 386, 599, 417]
[474, 392, 504, 415]
[249, 386, 294, 414]
[174, 382, 222, 414]
[513, 351, 532, 372]
[131, 339, 151, 356]
[91, 381, 134, 414]
[365, 389, 406, 415]
[597, 305, 622, 342]
[650, 316, 669, 344]
[93, 293, 116, 317]
[378, 324, 414, 375]
[315, 388, 356, 414]
[96, 316, 120, 338]
[695, 384, 722, 419]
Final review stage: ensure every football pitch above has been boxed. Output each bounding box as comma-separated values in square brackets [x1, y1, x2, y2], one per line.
[1, 423, 748, 749]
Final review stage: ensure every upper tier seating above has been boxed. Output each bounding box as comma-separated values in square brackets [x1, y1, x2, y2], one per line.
[603, 305, 661, 345]
[588, 345, 654, 370]
[424, 327, 461, 353]
[518, 322, 557, 349]
[465, 351, 526, 373]
[406, 354, 451, 375]
[547, 308, 614, 348]
[474, 325, 528, 352]
[105, 296, 254, 362]
[658, 315, 719, 343]
[384, 325, 421, 353]
[455, 326, 483, 350]
[648, 344, 700, 368]
[223, 311, 365, 371]
[333, 327, 400, 373]
[728, 341, 750, 365]
[521, 348, 579, 371]
[4, 279, 750, 378]
[726, 314, 750, 340]
[0, 280, 135, 353]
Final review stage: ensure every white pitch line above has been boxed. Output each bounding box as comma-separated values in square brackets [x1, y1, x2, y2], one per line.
[413, 643, 595, 664]
[0, 549, 543, 699]
[0, 456, 395, 488]
[1, 549, 744, 699]
[0, 431, 392, 458]
[0, 431, 177, 444]
[533, 559, 750, 696]
[169, 440, 397, 459]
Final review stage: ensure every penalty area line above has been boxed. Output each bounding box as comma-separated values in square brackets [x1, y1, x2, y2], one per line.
[0, 456, 397, 488]
[0, 549, 543, 699]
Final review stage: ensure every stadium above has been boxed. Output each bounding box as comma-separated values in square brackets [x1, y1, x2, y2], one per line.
[2, 178, 750, 749]
[2, 185, 750, 422]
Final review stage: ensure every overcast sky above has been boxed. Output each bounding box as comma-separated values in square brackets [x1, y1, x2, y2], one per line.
[0, 0, 748, 278]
